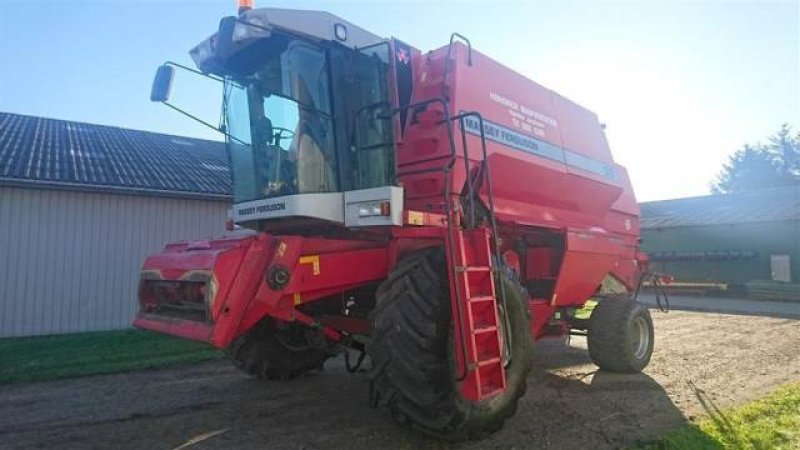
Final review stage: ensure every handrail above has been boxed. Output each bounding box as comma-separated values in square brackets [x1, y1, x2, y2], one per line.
[447, 33, 473, 65]
[448, 110, 513, 364]
[440, 33, 472, 96]
[388, 97, 513, 375]
[440, 33, 473, 98]
[385, 96, 470, 380]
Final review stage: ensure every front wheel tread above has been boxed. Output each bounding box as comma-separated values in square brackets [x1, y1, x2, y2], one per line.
[368, 247, 533, 440]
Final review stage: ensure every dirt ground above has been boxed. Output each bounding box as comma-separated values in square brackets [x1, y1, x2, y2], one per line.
[1, 310, 799, 450]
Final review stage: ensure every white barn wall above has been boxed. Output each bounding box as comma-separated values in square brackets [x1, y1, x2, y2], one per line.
[0, 187, 229, 337]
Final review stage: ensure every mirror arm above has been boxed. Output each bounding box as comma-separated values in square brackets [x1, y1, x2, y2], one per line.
[163, 61, 225, 84]
[161, 101, 249, 146]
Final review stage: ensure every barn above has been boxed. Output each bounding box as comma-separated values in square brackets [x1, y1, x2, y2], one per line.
[640, 186, 800, 289]
[0, 112, 232, 337]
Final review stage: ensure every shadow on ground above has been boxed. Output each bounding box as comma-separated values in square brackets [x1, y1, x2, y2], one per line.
[0, 341, 694, 449]
[8, 309, 798, 449]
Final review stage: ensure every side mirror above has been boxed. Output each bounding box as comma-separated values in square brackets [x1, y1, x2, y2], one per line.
[150, 65, 175, 102]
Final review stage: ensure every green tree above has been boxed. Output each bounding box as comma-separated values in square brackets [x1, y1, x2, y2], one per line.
[711, 124, 800, 194]
[769, 124, 800, 178]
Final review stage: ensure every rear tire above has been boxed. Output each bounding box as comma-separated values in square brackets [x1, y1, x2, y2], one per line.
[368, 247, 533, 440]
[228, 320, 332, 380]
[587, 296, 654, 373]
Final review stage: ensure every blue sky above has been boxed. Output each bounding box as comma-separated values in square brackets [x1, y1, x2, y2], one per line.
[1, 0, 797, 201]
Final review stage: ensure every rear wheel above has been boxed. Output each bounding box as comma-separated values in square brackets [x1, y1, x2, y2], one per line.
[368, 247, 533, 440]
[228, 320, 333, 380]
[587, 296, 654, 373]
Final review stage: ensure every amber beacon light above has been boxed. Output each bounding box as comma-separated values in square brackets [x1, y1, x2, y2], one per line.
[238, 0, 253, 14]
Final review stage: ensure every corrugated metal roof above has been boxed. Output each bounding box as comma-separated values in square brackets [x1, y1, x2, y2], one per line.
[0, 112, 232, 198]
[641, 186, 800, 228]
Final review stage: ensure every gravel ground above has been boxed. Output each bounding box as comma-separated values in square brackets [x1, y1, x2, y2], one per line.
[1, 309, 798, 450]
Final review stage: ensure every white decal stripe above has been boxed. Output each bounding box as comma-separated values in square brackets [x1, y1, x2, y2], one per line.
[462, 116, 617, 180]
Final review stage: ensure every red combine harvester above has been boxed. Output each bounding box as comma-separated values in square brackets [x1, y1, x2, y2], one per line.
[137, 4, 655, 438]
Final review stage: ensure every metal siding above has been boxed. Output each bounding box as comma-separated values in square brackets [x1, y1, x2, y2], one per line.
[0, 187, 228, 337]
[0, 188, 11, 334]
[642, 220, 800, 285]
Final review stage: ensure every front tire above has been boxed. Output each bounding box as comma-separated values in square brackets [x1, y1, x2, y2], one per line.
[228, 320, 332, 380]
[368, 247, 533, 440]
[587, 296, 654, 373]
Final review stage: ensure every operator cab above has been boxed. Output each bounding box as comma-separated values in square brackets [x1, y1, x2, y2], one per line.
[223, 34, 340, 202]
[159, 8, 402, 230]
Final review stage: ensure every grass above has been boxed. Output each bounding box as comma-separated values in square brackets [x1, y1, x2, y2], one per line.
[637, 382, 800, 450]
[0, 329, 222, 384]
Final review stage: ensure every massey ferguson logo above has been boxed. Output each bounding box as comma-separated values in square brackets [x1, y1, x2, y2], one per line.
[396, 48, 409, 64]
[238, 202, 286, 217]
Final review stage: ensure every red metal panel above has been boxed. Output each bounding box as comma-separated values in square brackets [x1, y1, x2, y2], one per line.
[526, 247, 560, 280]
[551, 230, 628, 306]
[209, 235, 276, 346]
[133, 315, 213, 342]
[403, 41, 640, 247]
[610, 258, 641, 292]
[551, 92, 613, 163]
[529, 301, 556, 339]
[136, 233, 394, 348]
[447, 44, 563, 148]
[141, 236, 253, 279]
[220, 235, 303, 333]
[287, 248, 388, 293]
[606, 165, 641, 238]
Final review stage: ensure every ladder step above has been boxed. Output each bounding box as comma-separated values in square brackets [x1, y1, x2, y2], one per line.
[469, 295, 495, 303]
[459, 266, 491, 272]
[476, 356, 502, 367]
[479, 385, 504, 399]
[473, 325, 498, 334]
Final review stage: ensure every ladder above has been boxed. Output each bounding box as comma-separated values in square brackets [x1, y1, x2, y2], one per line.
[450, 228, 506, 400]
[393, 33, 510, 402]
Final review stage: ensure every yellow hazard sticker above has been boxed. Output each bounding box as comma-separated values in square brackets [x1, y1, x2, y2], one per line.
[298, 255, 320, 275]
[574, 299, 598, 320]
[407, 211, 424, 225]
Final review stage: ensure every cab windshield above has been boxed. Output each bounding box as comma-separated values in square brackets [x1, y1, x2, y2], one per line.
[224, 34, 395, 204]
[225, 35, 336, 202]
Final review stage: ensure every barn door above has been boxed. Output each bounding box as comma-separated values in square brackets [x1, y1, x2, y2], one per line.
[770, 255, 791, 282]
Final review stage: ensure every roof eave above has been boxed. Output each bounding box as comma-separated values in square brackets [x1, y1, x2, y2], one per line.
[0, 177, 232, 202]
